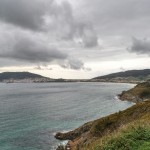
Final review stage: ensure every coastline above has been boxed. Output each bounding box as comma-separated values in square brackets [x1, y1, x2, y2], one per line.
[55, 87, 136, 149]
[55, 82, 150, 150]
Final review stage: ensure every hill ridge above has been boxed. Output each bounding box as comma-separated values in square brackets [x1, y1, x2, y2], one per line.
[92, 69, 150, 83]
[0, 72, 53, 83]
[94, 69, 150, 79]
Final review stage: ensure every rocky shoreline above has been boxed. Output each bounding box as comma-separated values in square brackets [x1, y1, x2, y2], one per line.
[55, 122, 93, 141]
[55, 81, 150, 150]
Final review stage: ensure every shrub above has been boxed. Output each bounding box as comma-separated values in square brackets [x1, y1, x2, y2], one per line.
[102, 126, 150, 150]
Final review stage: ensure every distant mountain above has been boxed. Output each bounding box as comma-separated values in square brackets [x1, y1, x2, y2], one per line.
[92, 69, 150, 83]
[0, 72, 89, 83]
[0, 72, 52, 82]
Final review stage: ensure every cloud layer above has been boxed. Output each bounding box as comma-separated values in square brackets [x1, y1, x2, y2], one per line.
[0, 0, 49, 30]
[129, 37, 150, 55]
[0, 28, 87, 70]
[0, 0, 99, 70]
[0, 0, 150, 78]
[0, 0, 98, 48]
[0, 37, 67, 63]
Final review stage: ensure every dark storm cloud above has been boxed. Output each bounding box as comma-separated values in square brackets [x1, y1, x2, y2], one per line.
[129, 37, 150, 55]
[0, 0, 97, 70]
[0, 34, 87, 70]
[0, 37, 67, 62]
[47, 0, 98, 47]
[0, 0, 149, 74]
[0, 0, 50, 30]
[0, 0, 98, 47]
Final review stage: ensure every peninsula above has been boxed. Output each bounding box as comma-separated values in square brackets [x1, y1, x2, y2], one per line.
[55, 81, 150, 150]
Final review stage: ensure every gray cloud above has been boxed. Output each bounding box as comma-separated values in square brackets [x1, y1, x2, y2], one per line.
[46, 0, 98, 47]
[0, 32, 87, 70]
[34, 65, 53, 70]
[0, 37, 67, 63]
[61, 58, 84, 70]
[0, 0, 150, 77]
[82, 27, 98, 48]
[0, 0, 98, 48]
[77, 0, 150, 36]
[60, 58, 91, 71]
[129, 37, 150, 55]
[0, 0, 51, 30]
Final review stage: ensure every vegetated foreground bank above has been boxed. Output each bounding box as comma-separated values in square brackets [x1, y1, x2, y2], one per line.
[55, 82, 150, 150]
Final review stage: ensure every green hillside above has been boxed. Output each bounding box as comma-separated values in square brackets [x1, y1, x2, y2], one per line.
[0, 72, 49, 81]
[93, 69, 150, 82]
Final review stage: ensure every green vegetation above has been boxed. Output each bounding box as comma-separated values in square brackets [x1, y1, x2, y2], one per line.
[86, 121, 150, 150]
[101, 126, 150, 150]
[0, 72, 46, 81]
[94, 69, 150, 80]
[82, 101, 150, 150]
[90, 100, 150, 136]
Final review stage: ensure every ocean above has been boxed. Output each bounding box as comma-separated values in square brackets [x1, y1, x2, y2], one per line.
[0, 82, 135, 150]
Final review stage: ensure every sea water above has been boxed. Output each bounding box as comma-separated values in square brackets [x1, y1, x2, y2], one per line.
[0, 82, 135, 150]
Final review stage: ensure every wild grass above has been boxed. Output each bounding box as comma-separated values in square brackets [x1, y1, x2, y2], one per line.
[82, 119, 150, 150]
[81, 100, 150, 150]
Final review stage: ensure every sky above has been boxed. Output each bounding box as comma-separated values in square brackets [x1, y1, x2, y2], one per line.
[0, 0, 150, 79]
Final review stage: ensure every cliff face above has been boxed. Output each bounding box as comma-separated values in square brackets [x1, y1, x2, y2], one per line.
[119, 82, 150, 103]
[55, 82, 150, 150]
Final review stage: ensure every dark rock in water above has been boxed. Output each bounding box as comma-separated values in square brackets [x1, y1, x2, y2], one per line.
[55, 122, 93, 140]
[56, 145, 66, 150]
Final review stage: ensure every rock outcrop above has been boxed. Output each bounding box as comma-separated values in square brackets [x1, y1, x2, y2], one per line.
[55, 122, 93, 140]
[118, 82, 150, 103]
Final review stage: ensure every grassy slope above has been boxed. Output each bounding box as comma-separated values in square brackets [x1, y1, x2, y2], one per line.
[56, 100, 150, 150]
[85, 120, 150, 150]
[80, 100, 150, 150]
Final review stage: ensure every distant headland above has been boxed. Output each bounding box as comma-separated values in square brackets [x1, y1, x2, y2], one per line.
[0, 69, 150, 83]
